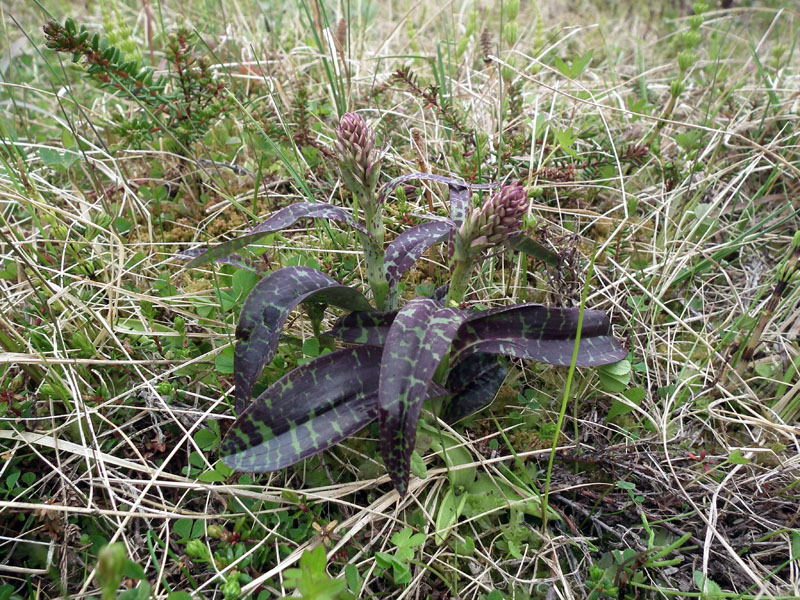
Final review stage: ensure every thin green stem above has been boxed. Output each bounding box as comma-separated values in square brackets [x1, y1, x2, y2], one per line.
[542, 246, 597, 532]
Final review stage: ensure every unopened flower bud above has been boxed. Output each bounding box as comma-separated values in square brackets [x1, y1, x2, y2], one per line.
[186, 539, 211, 562]
[334, 112, 381, 200]
[459, 182, 528, 253]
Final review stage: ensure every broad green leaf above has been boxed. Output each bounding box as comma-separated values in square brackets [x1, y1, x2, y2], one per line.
[379, 299, 469, 496]
[606, 387, 645, 421]
[693, 571, 724, 598]
[423, 426, 476, 489]
[118, 582, 150, 600]
[462, 473, 561, 522]
[122, 560, 146, 580]
[345, 564, 362, 594]
[233, 266, 371, 404]
[391, 528, 426, 556]
[215, 345, 234, 374]
[410, 450, 428, 479]
[597, 359, 632, 393]
[434, 487, 466, 545]
[375, 552, 411, 585]
[300, 545, 327, 572]
[726, 449, 750, 465]
[173, 518, 204, 541]
[38, 147, 80, 171]
[221, 347, 382, 472]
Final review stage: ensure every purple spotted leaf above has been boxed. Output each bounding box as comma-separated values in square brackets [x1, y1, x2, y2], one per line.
[379, 298, 469, 496]
[448, 183, 472, 228]
[235, 267, 372, 405]
[378, 172, 499, 211]
[185, 203, 372, 268]
[443, 354, 508, 424]
[221, 346, 382, 472]
[176, 248, 265, 273]
[329, 310, 396, 346]
[451, 303, 627, 367]
[384, 221, 454, 287]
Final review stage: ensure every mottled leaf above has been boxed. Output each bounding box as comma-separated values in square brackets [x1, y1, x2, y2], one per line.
[448, 183, 472, 227]
[176, 248, 262, 272]
[235, 267, 372, 404]
[379, 299, 469, 496]
[451, 303, 627, 367]
[506, 235, 561, 267]
[185, 203, 371, 268]
[377, 172, 500, 208]
[221, 346, 382, 472]
[443, 353, 507, 423]
[384, 220, 453, 286]
[329, 310, 396, 346]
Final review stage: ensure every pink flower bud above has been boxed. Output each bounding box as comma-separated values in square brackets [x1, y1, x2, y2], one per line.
[334, 112, 381, 199]
[458, 182, 528, 253]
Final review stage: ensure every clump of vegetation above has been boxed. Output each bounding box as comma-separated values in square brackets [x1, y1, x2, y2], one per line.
[0, 1, 798, 599]
[186, 112, 626, 495]
[43, 18, 233, 151]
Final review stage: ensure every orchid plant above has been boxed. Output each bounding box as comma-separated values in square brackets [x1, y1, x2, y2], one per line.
[185, 113, 627, 496]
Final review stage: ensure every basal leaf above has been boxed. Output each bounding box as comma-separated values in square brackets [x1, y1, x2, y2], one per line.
[185, 203, 371, 268]
[329, 310, 396, 346]
[234, 267, 372, 404]
[384, 221, 453, 287]
[221, 346, 382, 472]
[451, 303, 627, 367]
[443, 353, 507, 423]
[462, 473, 561, 522]
[434, 487, 466, 545]
[379, 299, 469, 496]
[421, 423, 477, 489]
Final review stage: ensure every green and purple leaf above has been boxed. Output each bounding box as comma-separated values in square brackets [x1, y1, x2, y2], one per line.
[379, 299, 469, 496]
[384, 221, 454, 287]
[447, 183, 472, 227]
[176, 248, 266, 273]
[185, 203, 371, 268]
[234, 266, 372, 404]
[443, 353, 508, 424]
[451, 303, 627, 367]
[220, 346, 382, 472]
[329, 310, 396, 346]
[378, 172, 499, 213]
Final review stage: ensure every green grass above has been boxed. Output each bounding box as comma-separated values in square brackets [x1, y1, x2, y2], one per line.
[1, 1, 799, 599]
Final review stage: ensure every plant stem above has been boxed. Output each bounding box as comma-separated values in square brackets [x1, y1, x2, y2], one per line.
[362, 202, 389, 310]
[444, 259, 472, 307]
